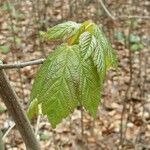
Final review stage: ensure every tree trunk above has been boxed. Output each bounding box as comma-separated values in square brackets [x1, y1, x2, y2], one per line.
[0, 69, 40, 150]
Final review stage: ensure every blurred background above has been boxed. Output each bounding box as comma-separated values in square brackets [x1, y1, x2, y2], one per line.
[0, 0, 149, 149]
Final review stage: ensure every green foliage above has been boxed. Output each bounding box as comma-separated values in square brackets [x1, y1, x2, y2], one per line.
[8, 36, 21, 47]
[0, 45, 10, 54]
[129, 34, 140, 43]
[114, 31, 144, 53]
[79, 56, 101, 117]
[67, 21, 94, 45]
[39, 21, 81, 41]
[114, 31, 125, 44]
[29, 44, 80, 127]
[27, 98, 38, 119]
[3, 2, 14, 11]
[0, 104, 6, 114]
[79, 32, 97, 60]
[125, 20, 139, 29]
[28, 21, 117, 128]
[130, 43, 144, 52]
[40, 132, 50, 141]
[129, 34, 144, 52]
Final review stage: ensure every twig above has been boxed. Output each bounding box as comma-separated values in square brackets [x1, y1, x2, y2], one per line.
[98, 0, 150, 20]
[140, 144, 150, 149]
[81, 106, 84, 137]
[134, 38, 149, 149]
[35, 105, 42, 139]
[0, 59, 45, 69]
[118, 15, 150, 20]
[120, 19, 134, 147]
[35, 115, 41, 139]
[2, 123, 15, 140]
[98, 0, 116, 20]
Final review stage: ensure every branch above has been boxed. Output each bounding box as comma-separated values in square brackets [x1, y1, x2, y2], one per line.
[98, 0, 116, 20]
[0, 59, 45, 69]
[2, 123, 15, 140]
[0, 70, 41, 150]
[118, 15, 150, 20]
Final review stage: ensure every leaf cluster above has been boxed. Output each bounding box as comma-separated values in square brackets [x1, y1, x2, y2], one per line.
[28, 21, 117, 128]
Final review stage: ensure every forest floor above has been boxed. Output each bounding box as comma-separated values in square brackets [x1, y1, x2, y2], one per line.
[0, 0, 150, 149]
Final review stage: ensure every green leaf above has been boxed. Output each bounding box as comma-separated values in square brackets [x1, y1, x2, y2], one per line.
[125, 20, 139, 29]
[79, 32, 97, 60]
[0, 45, 10, 54]
[129, 34, 140, 43]
[94, 25, 117, 70]
[93, 45, 106, 81]
[40, 21, 81, 41]
[67, 21, 94, 45]
[81, 21, 95, 34]
[114, 31, 125, 44]
[80, 57, 101, 117]
[29, 43, 102, 127]
[27, 98, 38, 119]
[29, 44, 80, 128]
[12, 11, 24, 21]
[130, 43, 144, 52]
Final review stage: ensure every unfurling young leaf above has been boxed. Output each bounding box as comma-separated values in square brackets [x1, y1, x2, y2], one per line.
[39, 21, 81, 42]
[67, 21, 94, 45]
[27, 98, 38, 119]
[28, 21, 117, 128]
[79, 32, 97, 60]
[0, 45, 10, 54]
[93, 25, 117, 70]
